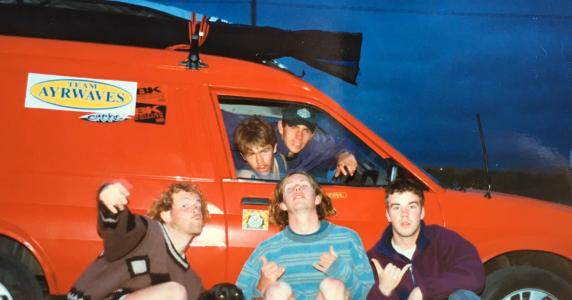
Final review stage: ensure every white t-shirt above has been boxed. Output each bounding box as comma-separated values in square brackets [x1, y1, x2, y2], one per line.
[391, 238, 416, 260]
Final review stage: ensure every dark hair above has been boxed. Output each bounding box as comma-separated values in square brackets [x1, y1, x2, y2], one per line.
[384, 179, 425, 207]
[233, 116, 276, 155]
[198, 283, 244, 300]
[147, 182, 210, 223]
[270, 171, 336, 226]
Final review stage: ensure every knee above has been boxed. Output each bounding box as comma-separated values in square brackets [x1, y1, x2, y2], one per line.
[319, 278, 347, 300]
[165, 281, 188, 300]
[448, 289, 481, 300]
[264, 281, 294, 300]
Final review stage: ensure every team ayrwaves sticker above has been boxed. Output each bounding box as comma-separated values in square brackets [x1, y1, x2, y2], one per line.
[25, 73, 137, 115]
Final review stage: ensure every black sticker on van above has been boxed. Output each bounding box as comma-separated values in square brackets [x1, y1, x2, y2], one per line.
[137, 86, 166, 102]
[134, 103, 167, 125]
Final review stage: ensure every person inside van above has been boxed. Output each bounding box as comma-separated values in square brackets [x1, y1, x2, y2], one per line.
[68, 181, 209, 300]
[236, 172, 374, 300]
[367, 179, 485, 300]
[234, 116, 288, 180]
[223, 104, 358, 181]
[277, 105, 357, 178]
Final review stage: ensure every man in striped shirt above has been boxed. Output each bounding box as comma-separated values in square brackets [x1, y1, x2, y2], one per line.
[236, 172, 374, 300]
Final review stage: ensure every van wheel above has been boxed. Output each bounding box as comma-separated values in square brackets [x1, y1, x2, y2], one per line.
[482, 266, 572, 300]
[0, 256, 43, 300]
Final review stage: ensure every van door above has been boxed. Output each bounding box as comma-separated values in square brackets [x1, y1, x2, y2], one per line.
[210, 93, 444, 283]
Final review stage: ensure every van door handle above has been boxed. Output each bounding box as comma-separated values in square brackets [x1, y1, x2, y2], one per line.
[241, 197, 270, 206]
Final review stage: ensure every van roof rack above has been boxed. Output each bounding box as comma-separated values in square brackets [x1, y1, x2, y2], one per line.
[0, 0, 362, 84]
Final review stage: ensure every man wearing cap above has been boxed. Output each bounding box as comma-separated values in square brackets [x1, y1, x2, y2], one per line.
[277, 105, 357, 178]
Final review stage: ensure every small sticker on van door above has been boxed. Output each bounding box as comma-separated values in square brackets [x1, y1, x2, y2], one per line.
[80, 113, 131, 123]
[242, 209, 269, 231]
[134, 103, 167, 125]
[137, 85, 166, 103]
[25, 73, 137, 115]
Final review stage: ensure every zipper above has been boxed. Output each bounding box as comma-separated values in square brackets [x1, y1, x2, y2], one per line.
[410, 264, 416, 287]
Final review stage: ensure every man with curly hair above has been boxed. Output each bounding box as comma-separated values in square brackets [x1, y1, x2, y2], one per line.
[236, 172, 374, 300]
[68, 181, 209, 300]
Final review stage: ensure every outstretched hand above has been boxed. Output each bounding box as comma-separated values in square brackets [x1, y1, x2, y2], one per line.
[334, 151, 358, 177]
[371, 258, 411, 297]
[257, 256, 285, 294]
[99, 182, 130, 214]
[313, 245, 338, 273]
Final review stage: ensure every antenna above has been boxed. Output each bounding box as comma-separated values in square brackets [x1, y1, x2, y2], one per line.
[476, 113, 492, 198]
[251, 0, 257, 26]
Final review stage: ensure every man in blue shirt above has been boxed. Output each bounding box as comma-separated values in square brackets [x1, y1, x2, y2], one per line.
[236, 172, 374, 299]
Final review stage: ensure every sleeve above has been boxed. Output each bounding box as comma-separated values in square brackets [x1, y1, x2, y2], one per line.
[326, 231, 375, 300]
[294, 132, 356, 173]
[236, 248, 264, 300]
[96, 185, 148, 261]
[416, 230, 486, 299]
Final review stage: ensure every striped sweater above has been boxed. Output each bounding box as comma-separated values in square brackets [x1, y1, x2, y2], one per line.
[236, 221, 374, 299]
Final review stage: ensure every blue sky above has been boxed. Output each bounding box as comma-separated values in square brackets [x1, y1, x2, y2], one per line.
[157, 0, 572, 170]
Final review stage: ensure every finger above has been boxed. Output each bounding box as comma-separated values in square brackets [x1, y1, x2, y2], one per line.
[334, 166, 341, 177]
[320, 254, 335, 265]
[349, 164, 357, 176]
[318, 257, 332, 269]
[329, 245, 337, 257]
[115, 203, 125, 212]
[107, 204, 118, 214]
[341, 165, 348, 176]
[117, 184, 130, 197]
[276, 267, 286, 279]
[260, 256, 268, 266]
[371, 258, 383, 274]
[264, 263, 278, 274]
[312, 263, 325, 273]
[399, 264, 412, 279]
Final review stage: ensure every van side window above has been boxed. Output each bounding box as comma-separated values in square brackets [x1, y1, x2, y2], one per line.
[219, 97, 392, 186]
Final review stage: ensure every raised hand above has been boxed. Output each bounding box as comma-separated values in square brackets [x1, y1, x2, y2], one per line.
[334, 151, 358, 177]
[371, 258, 411, 297]
[99, 182, 130, 214]
[313, 245, 338, 273]
[257, 256, 285, 294]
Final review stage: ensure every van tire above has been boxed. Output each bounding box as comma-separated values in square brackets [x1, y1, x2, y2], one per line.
[482, 266, 572, 300]
[0, 256, 43, 300]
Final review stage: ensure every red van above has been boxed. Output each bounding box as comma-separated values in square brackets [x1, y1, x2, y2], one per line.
[0, 1, 571, 299]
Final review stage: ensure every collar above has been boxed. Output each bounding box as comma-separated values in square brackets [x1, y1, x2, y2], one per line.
[374, 221, 430, 260]
[159, 223, 189, 270]
[284, 220, 333, 243]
